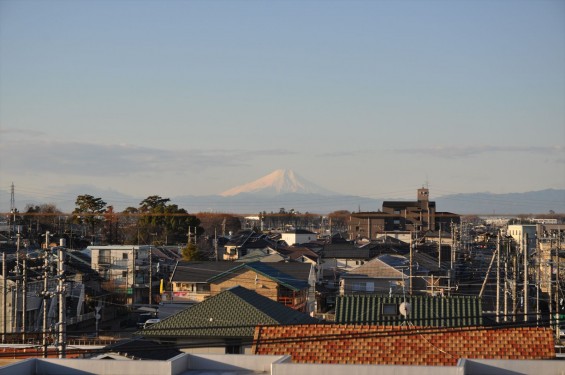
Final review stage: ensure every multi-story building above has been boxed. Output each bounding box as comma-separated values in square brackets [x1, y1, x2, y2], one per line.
[506, 224, 537, 253]
[88, 245, 158, 305]
[348, 188, 460, 240]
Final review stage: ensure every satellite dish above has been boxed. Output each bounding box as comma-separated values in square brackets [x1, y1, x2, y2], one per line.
[399, 302, 411, 318]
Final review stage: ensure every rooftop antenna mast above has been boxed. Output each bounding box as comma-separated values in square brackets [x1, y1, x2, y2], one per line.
[10, 183, 16, 236]
[10, 182, 15, 213]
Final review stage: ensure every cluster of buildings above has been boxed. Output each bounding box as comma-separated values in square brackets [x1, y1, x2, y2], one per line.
[1, 188, 564, 373]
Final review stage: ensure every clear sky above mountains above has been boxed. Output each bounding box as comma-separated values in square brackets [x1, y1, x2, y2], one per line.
[1, 0, 564, 208]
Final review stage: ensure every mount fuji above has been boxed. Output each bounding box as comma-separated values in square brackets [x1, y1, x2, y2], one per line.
[171, 169, 380, 214]
[220, 169, 336, 197]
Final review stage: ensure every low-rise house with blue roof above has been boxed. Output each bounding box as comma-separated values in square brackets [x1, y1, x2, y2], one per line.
[166, 261, 236, 303]
[167, 261, 316, 313]
[208, 262, 314, 313]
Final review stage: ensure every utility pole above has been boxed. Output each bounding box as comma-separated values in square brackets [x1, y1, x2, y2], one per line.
[504, 237, 509, 322]
[149, 246, 152, 306]
[22, 257, 27, 342]
[214, 228, 218, 262]
[549, 238, 553, 323]
[2, 252, 6, 343]
[409, 233, 413, 295]
[438, 224, 442, 268]
[513, 239, 518, 322]
[450, 222, 455, 276]
[57, 247, 66, 358]
[536, 234, 541, 325]
[14, 232, 20, 334]
[43, 231, 50, 358]
[496, 231, 500, 323]
[524, 233, 529, 322]
[556, 231, 561, 337]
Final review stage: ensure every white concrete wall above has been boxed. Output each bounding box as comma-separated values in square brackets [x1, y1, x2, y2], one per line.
[462, 359, 565, 375]
[271, 363, 457, 375]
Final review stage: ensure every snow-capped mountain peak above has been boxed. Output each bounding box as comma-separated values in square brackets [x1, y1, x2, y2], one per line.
[220, 169, 335, 197]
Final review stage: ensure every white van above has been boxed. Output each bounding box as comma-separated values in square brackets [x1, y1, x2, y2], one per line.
[143, 318, 160, 329]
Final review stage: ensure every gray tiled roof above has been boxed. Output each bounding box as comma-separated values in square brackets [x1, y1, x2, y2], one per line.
[141, 286, 317, 338]
[171, 261, 236, 282]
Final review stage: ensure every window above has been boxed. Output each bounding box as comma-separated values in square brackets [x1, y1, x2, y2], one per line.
[225, 342, 242, 354]
[352, 282, 367, 291]
[122, 253, 128, 259]
[122, 271, 127, 277]
[383, 303, 398, 316]
[196, 284, 211, 293]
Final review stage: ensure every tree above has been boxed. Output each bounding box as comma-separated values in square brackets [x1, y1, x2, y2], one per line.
[136, 195, 203, 245]
[138, 196, 170, 244]
[181, 242, 207, 261]
[23, 203, 63, 244]
[196, 213, 242, 237]
[102, 206, 120, 244]
[73, 195, 107, 242]
[328, 210, 351, 233]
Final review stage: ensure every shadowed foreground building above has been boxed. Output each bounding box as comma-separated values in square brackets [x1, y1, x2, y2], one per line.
[0, 323, 562, 375]
[252, 324, 555, 366]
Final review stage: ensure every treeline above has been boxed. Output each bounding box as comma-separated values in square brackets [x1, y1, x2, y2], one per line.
[5, 195, 354, 251]
[7, 194, 240, 250]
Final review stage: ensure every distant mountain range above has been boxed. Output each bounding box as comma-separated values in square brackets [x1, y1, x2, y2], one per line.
[1, 169, 563, 215]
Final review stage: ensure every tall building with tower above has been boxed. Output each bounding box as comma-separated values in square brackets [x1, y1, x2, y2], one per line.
[348, 188, 460, 240]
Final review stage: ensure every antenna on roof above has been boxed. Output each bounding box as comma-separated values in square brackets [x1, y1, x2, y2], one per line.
[399, 302, 411, 319]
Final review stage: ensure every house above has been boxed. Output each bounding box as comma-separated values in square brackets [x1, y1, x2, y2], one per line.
[166, 261, 236, 303]
[334, 294, 483, 327]
[252, 324, 555, 366]
[140, 286, 317, 354]
[223, 231, 279, 260]
[207, 262, 314, 313]
[319, 242, 381, 272]
[339, 253, 446, 296]
[167, 261, 316, 313]
[280, 229, 317, 246]
[348, 188, 460, 240]
[235, 245, 319, 266]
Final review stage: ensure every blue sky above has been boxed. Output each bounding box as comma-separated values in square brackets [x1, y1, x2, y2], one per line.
[1, 0, 564, 210]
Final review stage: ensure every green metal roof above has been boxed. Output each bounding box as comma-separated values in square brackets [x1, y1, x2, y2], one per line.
[335, 294, 483, 327]
[141, 286, 317, 339]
